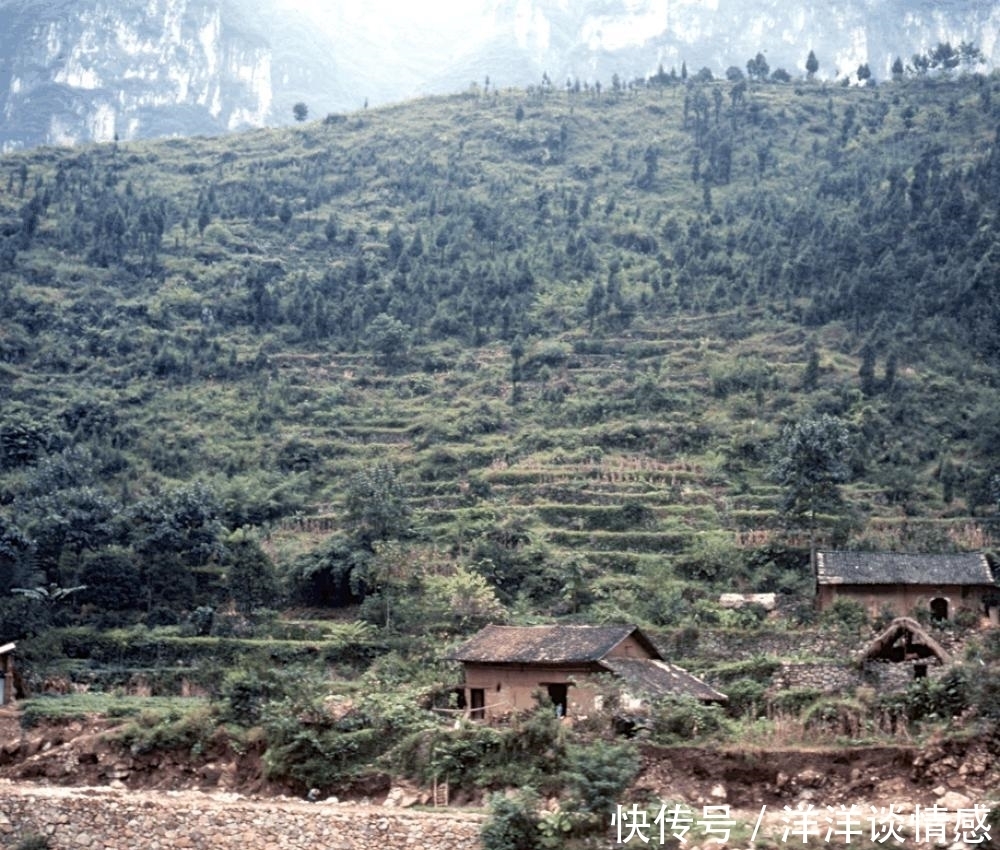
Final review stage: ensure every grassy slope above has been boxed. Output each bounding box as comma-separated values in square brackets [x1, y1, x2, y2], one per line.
[1, 75, 999, 628]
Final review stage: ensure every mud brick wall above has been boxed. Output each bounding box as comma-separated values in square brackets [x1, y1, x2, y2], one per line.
[0, 784, 485, 850]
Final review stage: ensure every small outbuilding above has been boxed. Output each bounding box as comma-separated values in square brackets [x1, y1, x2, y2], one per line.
[0, 642, 15, 705]
[858, 617, 951, 687]
[447, 624, 725, 722]
[815, 551, 998, 623]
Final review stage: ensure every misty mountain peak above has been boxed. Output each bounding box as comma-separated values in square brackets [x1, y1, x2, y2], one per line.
[0, 0, 996, 150]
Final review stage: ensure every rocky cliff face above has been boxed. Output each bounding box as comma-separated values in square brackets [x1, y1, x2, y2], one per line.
[418, 0, 1000, 97]
[0, 0, 273, 150]
[1, 0, 998, 151]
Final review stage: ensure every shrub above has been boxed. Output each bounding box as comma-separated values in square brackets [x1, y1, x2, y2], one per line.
[520, 341, 571, 378]
[934, 666, 972, 718]
[481, 791, 541, 850]
[953, 608, 980, 630]
[724, 678, 767, 718]
[802, 697, 865, 737]
[395, 722, 507, 787]
[394, 701, 570, 792]
[974, 672, 1000, 721]
[819, 599, 868, 634]
[114, 704, 217, 756]
[262, 672, 440, 792]
[648, 695, 727, 744]
[875, 668, 972, 727]
[673, 535, 740, 584]
[767, 687, 822, 717]
[710, 654, 782, 685]
[562, 740, 640, 819]
[221, 668, 282, 726]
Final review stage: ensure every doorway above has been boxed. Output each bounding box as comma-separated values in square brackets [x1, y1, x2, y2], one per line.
[545, 683, 568, 717]
[930, 597, 949, 622]
[470, 688, 485, 720]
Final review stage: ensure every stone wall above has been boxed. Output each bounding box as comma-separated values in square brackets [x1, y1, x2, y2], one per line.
[0, 784, 485, 850]
[769, 660, 949, 696]
[655, 626, 857, 663]
[769, 662, 860, 694]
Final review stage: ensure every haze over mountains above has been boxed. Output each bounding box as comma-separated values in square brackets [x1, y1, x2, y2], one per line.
[0, 0, 998, 150]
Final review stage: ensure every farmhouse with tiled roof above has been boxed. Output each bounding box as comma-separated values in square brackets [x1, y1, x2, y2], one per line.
[815, 551, 998, 623]
[447, 624, 725, 721]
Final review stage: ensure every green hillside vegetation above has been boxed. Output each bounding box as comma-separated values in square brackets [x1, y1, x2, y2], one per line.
[3, 63, 1000, 819]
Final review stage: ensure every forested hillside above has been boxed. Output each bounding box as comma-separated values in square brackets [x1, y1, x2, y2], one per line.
[2, 70, 1000, 638]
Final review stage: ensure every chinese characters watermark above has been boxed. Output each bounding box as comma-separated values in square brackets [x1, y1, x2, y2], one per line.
[612, 803, 993, 845]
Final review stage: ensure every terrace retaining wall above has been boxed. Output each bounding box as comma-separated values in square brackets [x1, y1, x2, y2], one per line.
[0, 784, 485, 850]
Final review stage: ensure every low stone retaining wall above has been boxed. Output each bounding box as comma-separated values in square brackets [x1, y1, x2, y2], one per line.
[769, 661, 859, 694]
[0, 783, 485, 850]
[655, 626, 857, 663]
[770, 660, 949, 696]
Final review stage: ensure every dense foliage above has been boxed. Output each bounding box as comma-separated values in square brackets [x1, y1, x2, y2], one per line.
[2, 68, 1000, 637]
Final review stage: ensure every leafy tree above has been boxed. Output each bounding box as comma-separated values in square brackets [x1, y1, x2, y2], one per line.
[128, 483, 226, 567]
[769, 414, 851, 544]
[859, 344, 877, 396]
[0, 238, 16, 270]
[0, 415, 59, 467]
[139, 551, 197, 612]
[421, 566, 506, 632]
[365, 312, 410, 368]
[226, 530, 279, 615]
[806, 50, 819, 79]
[22, 486, 121, 581]
[747, 52, 770, 82]
[957, 40, 984, 70]
[11, 583, 87, 630]
[929, 42, 960, 73]
[0, 516, 37, 593]
[345, 462, 411, 547]
[127, 483, 227, 608]
[324, 214, 338, 244]
[882, 352, 897, 395]
[292, 102, 309, 122]
[910, 52, 931, 76]
[802, 344, 820, 392]
[77, 550, 141, 611]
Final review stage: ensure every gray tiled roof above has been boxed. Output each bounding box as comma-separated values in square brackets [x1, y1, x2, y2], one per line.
[446, 624, 661, 664]
[600, 657, 727, 703]
[816, 551, 994, 586]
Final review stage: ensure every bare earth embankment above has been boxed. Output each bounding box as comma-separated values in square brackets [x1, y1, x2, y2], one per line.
[1, 708, 998, 848]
